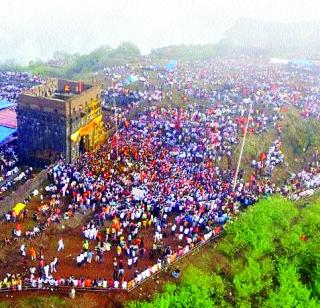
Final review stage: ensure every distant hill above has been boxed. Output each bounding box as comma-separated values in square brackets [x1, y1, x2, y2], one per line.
[150, 44, 219, 61]
[150, 19, 320, 60]
[222, 19, 320, 58]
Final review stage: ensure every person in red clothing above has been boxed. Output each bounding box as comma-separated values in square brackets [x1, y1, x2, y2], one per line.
[108, 278, 114, 288]
[214, 226, 222, 235]
[39, 257, 45, 267]
[84, 277, 92, 288]
[29, 246, 36, 261]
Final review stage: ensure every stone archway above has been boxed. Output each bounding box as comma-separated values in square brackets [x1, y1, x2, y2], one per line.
[79, 136, 85, 154]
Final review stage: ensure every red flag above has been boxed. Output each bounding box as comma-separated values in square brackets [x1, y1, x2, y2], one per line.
[259, 152, 267, 162]
[78, 80, 83, 94]
[111, 134, 118, 148]
[213, 122, 219, 133]
[64, 84, 70, 93]
[300, 234, 308, 241]
[175, 108, 181, 129]
[280, 106, 289, 113]
[250, 173, 255, 183]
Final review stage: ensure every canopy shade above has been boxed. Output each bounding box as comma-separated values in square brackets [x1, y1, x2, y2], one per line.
[13, 203, 26, 215]
[70, 115, 103, 142]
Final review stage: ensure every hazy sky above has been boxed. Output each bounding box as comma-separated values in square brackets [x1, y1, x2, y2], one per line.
[0, 0, 319, 64]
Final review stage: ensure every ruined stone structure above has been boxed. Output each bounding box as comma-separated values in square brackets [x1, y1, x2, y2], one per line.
[17, 79, 106, 166]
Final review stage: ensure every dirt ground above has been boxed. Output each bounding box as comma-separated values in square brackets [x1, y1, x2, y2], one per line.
[0, 188, 184, 307]
[0, 238, 220, 307]
[0, 194, 181, 277]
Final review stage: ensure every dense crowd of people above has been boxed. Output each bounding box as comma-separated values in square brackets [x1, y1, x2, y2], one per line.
[0, 59, 320, 293]
[0, 144, 34, 196]
[0, 145, 19, 181]
[0, 71, 43, 194]
[0, 71, 42, 103]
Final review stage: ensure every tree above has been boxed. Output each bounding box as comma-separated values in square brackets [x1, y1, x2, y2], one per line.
[128, 266, 215, 308]
[110, 42, 141, 59]
[263, 259, 317, 307]
[128, 195, 320, 306]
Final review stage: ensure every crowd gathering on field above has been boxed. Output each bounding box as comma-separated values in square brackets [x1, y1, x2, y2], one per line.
[0, 71, 42, 103]
[0, 58, 320, 292]
[0, 72, 42, 195]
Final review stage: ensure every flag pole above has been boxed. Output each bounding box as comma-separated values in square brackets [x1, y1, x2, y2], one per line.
[113, 94, 119, 162]
[232, 99, 254, 191]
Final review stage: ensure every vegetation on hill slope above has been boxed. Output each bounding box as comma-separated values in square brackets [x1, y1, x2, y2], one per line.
[149, 19, 320, 60]
[128, 193, 320, 307]
[234, 107, 320, 182]
[150, 44, 219, 61]
[0, 42, 141, 79]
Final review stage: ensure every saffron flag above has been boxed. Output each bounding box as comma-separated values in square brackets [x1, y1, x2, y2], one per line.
[280, 106, 289, 113]
[259, 152, 267, 162]
[111, 134, 118, 148]
[64, 84, 70, 93]
[78, 80, 83, 94]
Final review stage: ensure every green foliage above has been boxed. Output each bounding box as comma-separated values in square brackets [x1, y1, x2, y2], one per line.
[235, 107, 320, 183]
[19, 42, 141, 79]
[28, 64, 64, 77]
[109, 42, 141, 60]
[211, 274, 228, 306]
[52, 50, 81, 63]
[64, 42, 140, 77]
[130, 195, 320, 307]
[128, 266, 215, 308]
[233, 257, 275, 306]
[263, 259, 317, 308]
[150, 44, 219, 61]
[223, 196, 298, 259]
[18, 296, 67, 308]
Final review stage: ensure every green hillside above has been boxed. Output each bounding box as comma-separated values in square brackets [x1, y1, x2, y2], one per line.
[129, 193, 320, 307]
[234, 107, 320, 182]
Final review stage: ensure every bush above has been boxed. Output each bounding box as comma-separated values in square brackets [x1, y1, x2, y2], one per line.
[19, 296, 67, 308]
[129, 195, 320, 307]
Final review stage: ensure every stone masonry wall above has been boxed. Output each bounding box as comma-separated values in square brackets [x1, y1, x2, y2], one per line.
[17, 107, 67, 166]
[0, 169, 48, 216]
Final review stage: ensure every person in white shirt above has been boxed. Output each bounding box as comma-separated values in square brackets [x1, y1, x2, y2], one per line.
[141, 270, 146, 280]
[38, 277, 43, 289]
[44, 264, 50, 278]
[104, 241, 111, 252]
[57, 238, 64, 251]
[50, 257, 58, 273]
[76, 254, 83, 267]
[122, 281, 127, 289]
[171, 224, 176, 235]
[128, 258, 133, 269]
[31, 278, 37, 288]
[20, 244, 26, 256]
[83, 229, 89, 238]
[137, 273, 142, 283]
